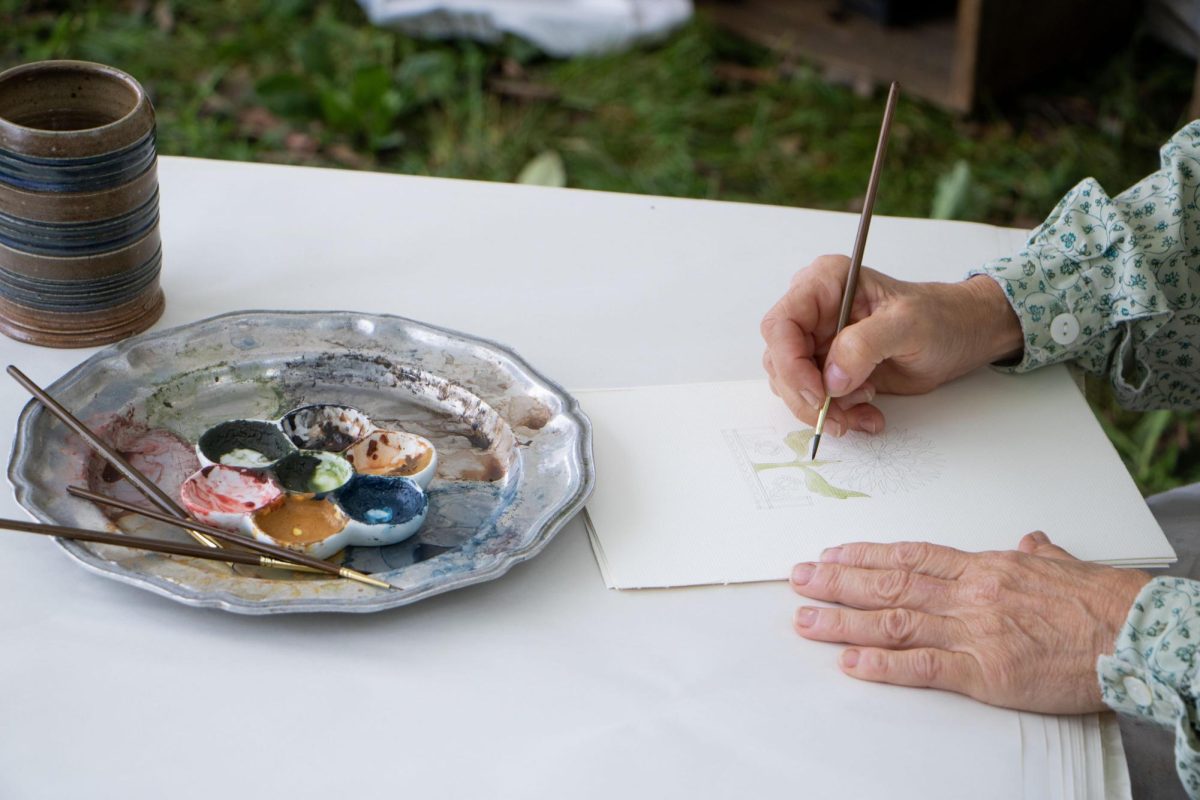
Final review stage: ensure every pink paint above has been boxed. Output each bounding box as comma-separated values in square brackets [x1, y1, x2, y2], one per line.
[85, 420, 200, 515]
[180, 465, 283, 529]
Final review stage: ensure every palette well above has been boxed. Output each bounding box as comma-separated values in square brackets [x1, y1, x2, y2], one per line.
[182, 405, 434, 559]
[8, 310, 594, 614]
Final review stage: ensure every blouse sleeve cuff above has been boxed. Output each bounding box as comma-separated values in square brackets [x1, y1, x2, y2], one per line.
[1097, 576, 1200, 795]
[967, 177, 1172, 375]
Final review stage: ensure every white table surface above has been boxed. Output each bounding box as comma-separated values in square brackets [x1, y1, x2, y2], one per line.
[0, 157, 1111, 799]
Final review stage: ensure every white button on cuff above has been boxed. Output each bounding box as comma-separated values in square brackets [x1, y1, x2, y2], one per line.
[1123, 676, 1154, 707]
[1050, 313, 1081, 345]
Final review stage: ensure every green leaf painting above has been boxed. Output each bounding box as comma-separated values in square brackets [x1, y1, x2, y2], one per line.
[751, 430, 868, 501]
[783, 429, 815, 457]
[800, 465, 868, 500]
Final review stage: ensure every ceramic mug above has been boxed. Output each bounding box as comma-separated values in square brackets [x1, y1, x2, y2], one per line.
[0, 60, 165, 347]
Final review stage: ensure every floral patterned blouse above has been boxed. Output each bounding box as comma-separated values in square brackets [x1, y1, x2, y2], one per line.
[972, 121, 1200, 797]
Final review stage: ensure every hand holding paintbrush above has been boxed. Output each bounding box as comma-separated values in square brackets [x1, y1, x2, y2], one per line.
[809, 81, 898, 460]
[760, 83, 1023, 442]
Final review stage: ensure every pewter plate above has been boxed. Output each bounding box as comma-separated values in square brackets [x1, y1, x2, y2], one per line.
[8, 310, 594, 614]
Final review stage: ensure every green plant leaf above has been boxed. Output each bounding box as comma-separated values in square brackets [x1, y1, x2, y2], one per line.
[395, 51, 460, 104]
[316, 82, 356, 131]
[1095, 413, 1137, 459]
[294, 26, 336, 76]
[931, 160, 971, 220]
[800, 466, 868, 500]
[1133, 409, 1174, 479]
[516, 151, 566, 187]
[351, 65, 393, 108]
[783, 429, 815, 457]
[255, 73, 316, 117]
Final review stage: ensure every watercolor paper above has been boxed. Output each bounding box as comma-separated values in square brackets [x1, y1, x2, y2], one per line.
[580, 369, 1174, 590]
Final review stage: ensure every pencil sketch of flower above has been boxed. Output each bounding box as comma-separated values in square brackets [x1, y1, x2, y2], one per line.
[750, 429, 869, 501]
[820, 428, 943, 495]
[763, 474, 809, 502]
[746, 436, 786, 461]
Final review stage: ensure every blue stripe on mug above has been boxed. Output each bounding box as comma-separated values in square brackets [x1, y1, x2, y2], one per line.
[0, 245, 161, 311]
[0, 129, 157, 193]
[0, 189, 158, 256]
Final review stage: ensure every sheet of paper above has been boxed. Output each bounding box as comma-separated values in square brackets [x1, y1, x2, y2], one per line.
[1020, 712, 1051, 800]
[1101, 713, 1133, 800]
[1083, 714, 1106, 798]
[580, 371, 1174, 589]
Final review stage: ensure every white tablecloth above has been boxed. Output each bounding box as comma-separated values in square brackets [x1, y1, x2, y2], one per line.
[0, 157, 1122, 798]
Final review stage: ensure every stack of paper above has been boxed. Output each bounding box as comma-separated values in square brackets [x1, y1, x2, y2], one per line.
[1018, 712, 1130, 799]
[578, 371, 1157, 798]
[580, 370, 1174, 590]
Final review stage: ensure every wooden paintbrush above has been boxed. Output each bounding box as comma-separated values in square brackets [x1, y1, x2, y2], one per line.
[8, 365, 392, 590]
[67, 485, 390, 587]
[811, 81, 900, 461]
[0, 515, 282, 568]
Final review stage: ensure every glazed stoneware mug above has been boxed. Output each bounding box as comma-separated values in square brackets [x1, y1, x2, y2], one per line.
[0, 60, 165, 347]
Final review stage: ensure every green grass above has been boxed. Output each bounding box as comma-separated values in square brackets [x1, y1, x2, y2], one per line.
[2, 0, 1197, 494]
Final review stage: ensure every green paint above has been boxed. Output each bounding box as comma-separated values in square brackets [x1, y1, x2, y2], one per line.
[310, 459, 351, 493]
[145, 363, 289, 439]
[751, 430, 868, 501]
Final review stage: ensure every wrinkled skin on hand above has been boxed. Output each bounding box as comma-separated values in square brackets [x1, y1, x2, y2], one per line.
[790, 533, 1152, 714]
[759, 254, 1023, 436]
[764, 256, 1143, 712]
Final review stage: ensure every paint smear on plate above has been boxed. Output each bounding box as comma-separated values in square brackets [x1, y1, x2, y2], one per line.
[85, 418, 200, 518]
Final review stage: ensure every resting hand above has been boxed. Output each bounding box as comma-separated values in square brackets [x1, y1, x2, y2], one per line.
[790, 534, 1152, 714]
[760, 255, 1023, 435]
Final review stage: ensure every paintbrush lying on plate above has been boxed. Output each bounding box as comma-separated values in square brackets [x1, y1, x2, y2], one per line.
[0, 516, 289, 568]
[7, 365, 393, 591]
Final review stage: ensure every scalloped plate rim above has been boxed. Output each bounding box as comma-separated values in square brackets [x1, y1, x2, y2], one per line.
[7, 308, 595, 614]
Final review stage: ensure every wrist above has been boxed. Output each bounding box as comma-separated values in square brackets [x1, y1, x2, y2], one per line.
[1099, 569, 1154, 656]
[960, 276, 1023, 365]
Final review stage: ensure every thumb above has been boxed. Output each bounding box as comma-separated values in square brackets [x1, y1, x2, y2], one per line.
[1017, 531, 1079, 562]
[822, 311, 914, 397]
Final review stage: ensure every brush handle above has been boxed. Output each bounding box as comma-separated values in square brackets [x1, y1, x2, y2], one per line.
[833, 81, 899, 337]
[811, 82, 900, 462]
[0, 517, 264, 566]
[67, 486, 347, 578]
[8, 365, 222, 549]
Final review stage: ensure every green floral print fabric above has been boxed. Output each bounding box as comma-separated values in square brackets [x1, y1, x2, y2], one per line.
[970, 121, 1200, 411]
[972, 122, 1200, 797]
[1098, 577, 1200, 798]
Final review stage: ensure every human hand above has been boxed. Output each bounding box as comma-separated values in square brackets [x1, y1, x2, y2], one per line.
[789, 534, 1152, 714]
[760, 255, 1023, 435]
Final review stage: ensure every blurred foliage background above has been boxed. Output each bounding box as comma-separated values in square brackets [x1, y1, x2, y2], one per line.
[1, 0, 1197, 494]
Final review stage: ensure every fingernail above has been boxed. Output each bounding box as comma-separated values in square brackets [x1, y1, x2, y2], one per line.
[794, 607, 817, 628]
[799, 389, 820, 409]
[841, 386, 876, 407]
[791, 563, 814, 585]
[859, 418, 878, 434]
[826, 363, 851, 395]
[820, 546, 842, 563]
[841, 648, 860, 668]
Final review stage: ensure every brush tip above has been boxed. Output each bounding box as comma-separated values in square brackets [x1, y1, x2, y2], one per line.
[809, 433, 822, 461]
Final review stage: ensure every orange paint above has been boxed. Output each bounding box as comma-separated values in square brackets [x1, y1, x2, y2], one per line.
[345, 430, 434, 477]
[253, 496, 347, 544]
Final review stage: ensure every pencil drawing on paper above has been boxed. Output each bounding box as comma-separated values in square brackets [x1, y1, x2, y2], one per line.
[723, 427, 943, 510]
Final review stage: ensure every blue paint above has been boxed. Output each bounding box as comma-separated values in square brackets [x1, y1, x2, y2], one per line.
[338, 474, 428, 526]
